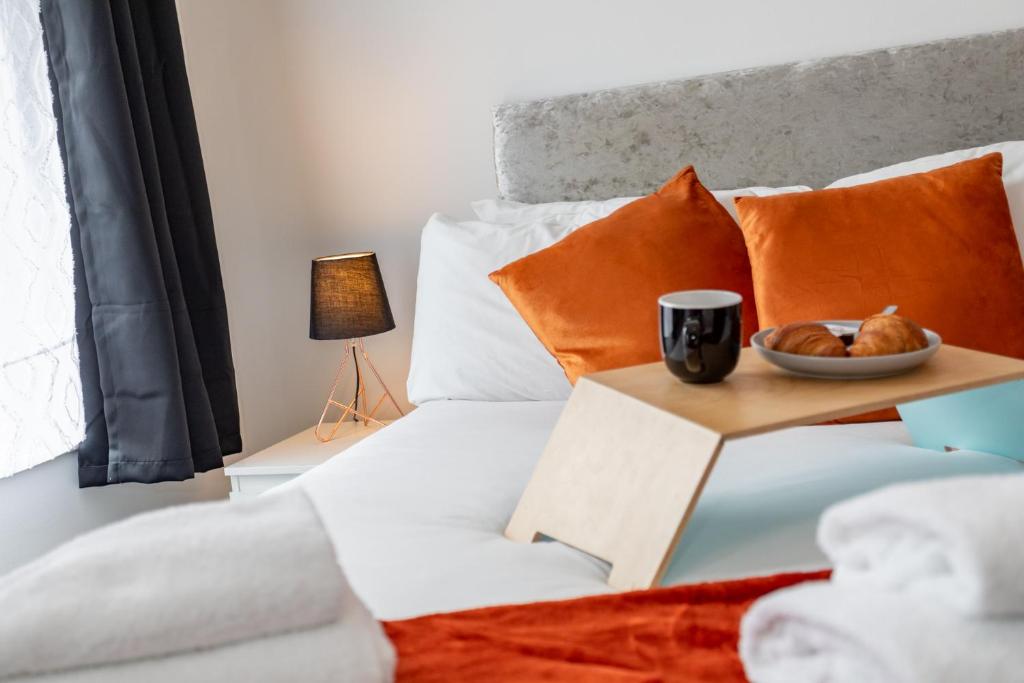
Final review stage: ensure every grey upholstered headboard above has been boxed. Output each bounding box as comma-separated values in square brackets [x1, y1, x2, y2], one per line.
[494, 28, 1024, 203]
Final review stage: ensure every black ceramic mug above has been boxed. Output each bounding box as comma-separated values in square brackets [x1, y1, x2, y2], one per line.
[659, 290, 743, 384]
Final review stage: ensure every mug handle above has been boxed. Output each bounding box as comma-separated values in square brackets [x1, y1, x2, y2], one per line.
[683, 315, 704, 375]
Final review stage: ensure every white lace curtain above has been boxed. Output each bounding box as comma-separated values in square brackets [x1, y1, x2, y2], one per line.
[0, 0, 84, 478]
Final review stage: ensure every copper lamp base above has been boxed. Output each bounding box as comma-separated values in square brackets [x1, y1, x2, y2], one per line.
[314, 338, 404, 442]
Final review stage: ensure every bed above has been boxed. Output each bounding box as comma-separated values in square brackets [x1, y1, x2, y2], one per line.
[7, 26, 1024, 683]
[296, 401, 1020, 620]
[291, 26, 1024, 624]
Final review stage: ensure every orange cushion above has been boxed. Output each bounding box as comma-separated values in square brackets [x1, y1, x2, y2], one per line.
[735, 153, 1024, 421]
[489, 167, 759, 383]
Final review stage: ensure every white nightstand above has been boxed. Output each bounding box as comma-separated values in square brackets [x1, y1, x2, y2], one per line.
[225, 421, 389, 500]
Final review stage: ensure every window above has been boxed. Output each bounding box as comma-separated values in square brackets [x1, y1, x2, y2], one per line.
[0, 0, 84, 477]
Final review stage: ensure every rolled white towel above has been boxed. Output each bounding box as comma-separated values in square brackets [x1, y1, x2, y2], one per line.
[740, 580, 1024, 683]
[0, 490, 370, 679]
[10, 616, 395, 683]
[817, 472, 1024, 616]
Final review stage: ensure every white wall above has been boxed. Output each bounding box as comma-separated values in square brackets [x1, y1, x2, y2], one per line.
[175, 0, 339, 453]
[3, 0, 1024, 573]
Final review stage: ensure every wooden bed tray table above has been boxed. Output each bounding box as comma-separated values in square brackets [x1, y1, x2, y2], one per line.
[505, 345, 1024, 590]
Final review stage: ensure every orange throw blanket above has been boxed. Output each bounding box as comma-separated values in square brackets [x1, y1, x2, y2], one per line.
[384, 570, 827, 682]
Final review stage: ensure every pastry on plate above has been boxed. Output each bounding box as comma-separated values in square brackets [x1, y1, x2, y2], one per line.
[765, 322, 848, 357]
[848, 314, 928, 357]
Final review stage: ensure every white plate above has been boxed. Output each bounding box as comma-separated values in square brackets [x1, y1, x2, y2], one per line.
[751, 320, 942, 379]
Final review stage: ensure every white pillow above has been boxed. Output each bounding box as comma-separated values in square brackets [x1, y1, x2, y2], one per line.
[827, 141, 1024, 257]
[472, 196, 639, 226]
[471, 185, 811, 226]
[407, 214, 574, 404]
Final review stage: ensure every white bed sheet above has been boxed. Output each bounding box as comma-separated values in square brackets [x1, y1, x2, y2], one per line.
[294, 400, 1022, 620]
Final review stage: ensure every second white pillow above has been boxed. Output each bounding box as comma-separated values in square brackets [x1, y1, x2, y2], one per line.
[471, 185, 811, 226]
[406, 214, 575, 405]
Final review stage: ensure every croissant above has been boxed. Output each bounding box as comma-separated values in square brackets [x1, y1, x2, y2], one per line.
[765, 322, 848, 357]
[848, 314, 928, 357]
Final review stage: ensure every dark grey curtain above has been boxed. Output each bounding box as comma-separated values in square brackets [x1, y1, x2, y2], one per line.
[41, 0, 241, 487]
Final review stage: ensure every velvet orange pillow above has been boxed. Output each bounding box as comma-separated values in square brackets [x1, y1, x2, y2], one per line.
[489, 166, 759, 383]
[735, 153, 1024, 421]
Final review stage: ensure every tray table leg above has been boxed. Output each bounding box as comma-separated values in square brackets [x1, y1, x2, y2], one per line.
[505, 377, 724, 590]
[898, 380, 1024, 460]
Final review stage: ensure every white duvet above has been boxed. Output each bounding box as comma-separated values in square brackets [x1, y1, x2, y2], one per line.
[293, 400, 1021, 620]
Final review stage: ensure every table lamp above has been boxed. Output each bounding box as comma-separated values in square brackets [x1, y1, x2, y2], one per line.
[310, 251, 404, 442]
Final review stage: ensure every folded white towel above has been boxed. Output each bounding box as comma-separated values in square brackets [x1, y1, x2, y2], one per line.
[740, 580, 1024, 683]
[817, 472, 1024, 617]
[0, 490, 381, 679]
[11, 616, 395, 683]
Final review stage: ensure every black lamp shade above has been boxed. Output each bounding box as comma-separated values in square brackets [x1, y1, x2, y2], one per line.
[310, 252, 395, 340]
